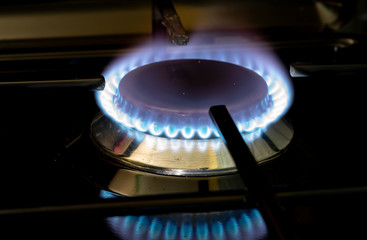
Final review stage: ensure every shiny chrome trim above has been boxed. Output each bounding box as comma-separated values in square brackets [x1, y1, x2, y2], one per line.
[90, 113, 293, 177]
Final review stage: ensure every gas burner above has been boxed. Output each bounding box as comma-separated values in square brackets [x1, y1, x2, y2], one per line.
[101, 190, 267, 240]
[89, 42, 294, 193]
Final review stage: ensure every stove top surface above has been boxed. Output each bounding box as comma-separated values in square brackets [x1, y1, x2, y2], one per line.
[0, 30, 366, 239]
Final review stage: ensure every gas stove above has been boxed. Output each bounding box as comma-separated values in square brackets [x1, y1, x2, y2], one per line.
[0, 1, 366, 239]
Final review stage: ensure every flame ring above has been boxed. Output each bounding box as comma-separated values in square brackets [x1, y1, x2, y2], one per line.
[97, 45, 292, 140]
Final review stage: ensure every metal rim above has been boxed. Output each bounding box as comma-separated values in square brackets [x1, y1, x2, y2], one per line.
[89, 113, 294, 177]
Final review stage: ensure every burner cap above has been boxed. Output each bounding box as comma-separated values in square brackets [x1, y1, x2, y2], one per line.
[115, 59, 271, 139]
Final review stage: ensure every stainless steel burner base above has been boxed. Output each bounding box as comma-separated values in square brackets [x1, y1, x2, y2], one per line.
[90, 113, 293, 177]
[104, 168, 245, 197]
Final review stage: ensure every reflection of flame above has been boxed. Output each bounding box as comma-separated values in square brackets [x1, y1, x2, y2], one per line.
[96, 40, 293, 139]
[101, 190, 268, 240]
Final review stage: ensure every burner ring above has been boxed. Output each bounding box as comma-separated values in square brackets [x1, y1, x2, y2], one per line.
[94, 44, 294, 176]
[115, 59, 272, 139]
[97, 44, 293, 140]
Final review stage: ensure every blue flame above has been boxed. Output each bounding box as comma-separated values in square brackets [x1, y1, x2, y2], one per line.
[180, 221, 193, 240]
[96, 41, 293, 140]
[149, 218, 163, 239]
[101, 190, 268, 240]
